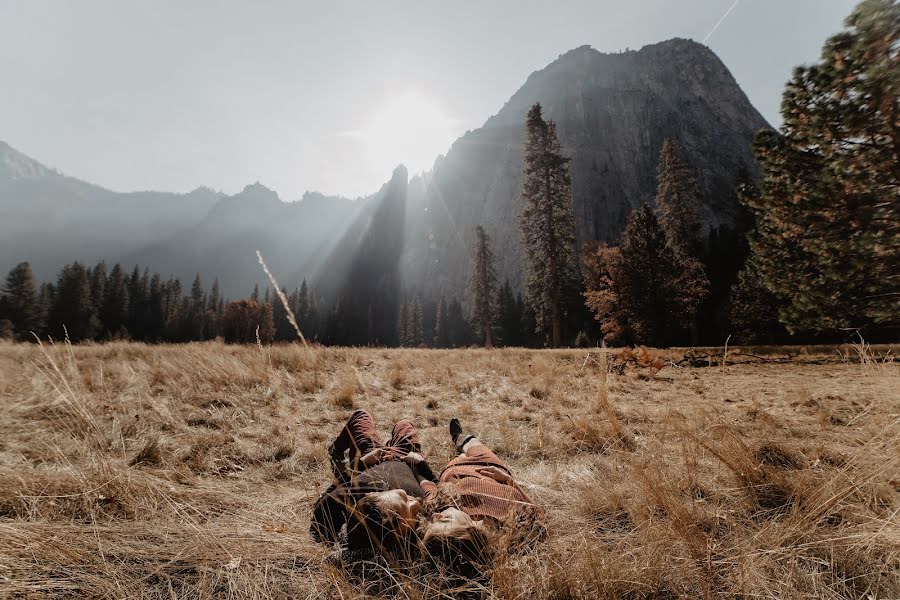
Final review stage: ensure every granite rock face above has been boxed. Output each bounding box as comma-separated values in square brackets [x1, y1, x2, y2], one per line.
[401, 39, 771, 301]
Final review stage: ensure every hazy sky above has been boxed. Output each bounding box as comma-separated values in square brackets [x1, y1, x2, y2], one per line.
[0, 1, 857, 200]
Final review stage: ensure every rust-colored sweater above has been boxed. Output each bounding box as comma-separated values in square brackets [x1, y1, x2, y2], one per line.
[421, 445, 530, 522]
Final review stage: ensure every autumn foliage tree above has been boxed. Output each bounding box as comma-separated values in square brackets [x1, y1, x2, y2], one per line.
[519, 103, 577, 347]
[469, 225, 499, 348]
[221, 299, 274, 344]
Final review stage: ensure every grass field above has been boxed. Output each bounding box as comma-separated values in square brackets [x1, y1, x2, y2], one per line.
[0, 341, 897, 599]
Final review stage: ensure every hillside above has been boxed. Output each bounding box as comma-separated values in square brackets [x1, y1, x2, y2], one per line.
[400, 39, 771, 300]
[1, 39, 770, 303]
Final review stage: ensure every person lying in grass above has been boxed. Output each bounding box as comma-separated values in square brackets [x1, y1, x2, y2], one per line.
[310, 409, 437, 562]
[405, 418, 547, 574]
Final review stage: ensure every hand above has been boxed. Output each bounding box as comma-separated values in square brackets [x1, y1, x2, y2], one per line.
[476, 466, 514, 485]
[402, 452, 425, 466]
[359, 447, 389, 468]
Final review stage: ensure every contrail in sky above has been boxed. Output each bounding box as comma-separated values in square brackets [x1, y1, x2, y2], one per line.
[703, 0, 741, 43]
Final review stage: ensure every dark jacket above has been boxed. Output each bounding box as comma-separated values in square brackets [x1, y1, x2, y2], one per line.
[310, 458, 436, 547]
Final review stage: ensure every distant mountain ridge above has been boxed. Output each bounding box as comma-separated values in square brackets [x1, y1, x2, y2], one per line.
[1, 38, 770, 304]
[399, 39, 771, 301]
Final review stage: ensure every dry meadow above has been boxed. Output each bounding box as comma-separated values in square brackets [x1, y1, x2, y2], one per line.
[0, 341, 897, 599]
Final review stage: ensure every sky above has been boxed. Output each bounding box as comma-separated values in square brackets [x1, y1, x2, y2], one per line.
[0, 1, 858, 200]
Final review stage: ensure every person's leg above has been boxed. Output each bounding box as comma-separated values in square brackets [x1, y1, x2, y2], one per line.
[387, 419, 423, 455]
[330, 409, 383, 465]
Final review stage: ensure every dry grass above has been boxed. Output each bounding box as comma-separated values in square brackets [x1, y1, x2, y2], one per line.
[0, 340, 898, 598]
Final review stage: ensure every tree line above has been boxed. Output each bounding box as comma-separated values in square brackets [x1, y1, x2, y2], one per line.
[2, 1, 894, 348]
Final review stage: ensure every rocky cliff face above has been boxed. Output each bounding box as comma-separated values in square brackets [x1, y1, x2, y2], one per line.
[1, 39, 770, 306]
[401, 39, 771, 302]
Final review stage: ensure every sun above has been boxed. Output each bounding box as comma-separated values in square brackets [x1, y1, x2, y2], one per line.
[359, 90, 461, 177]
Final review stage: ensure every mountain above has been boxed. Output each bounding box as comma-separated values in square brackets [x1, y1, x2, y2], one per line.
[399, 38, 770, 301]
[0, 142, 362, 297]
[1, 38, 770, 313]
[0, 140, 222, 283]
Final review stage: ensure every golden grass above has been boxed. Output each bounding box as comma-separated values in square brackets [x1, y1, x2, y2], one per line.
[0, 340, 897, 598]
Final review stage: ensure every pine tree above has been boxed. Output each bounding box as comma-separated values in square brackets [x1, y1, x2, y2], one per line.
[397, 299, 409, 346]
[743, 0, 899, 334]
[447, 297, 470, 348]
[497, 279, 521, 347]
[655, 139, 703, 254]
[37, 282, 54, 338]
[90, 261, 107, 318]
[186, 274, 206, 341]
[250, 284, 260, 302]
[654, 138, 709, 343]
[729, 255, 787, 344]
[0, 262, 42, 340]
[101, 264, 130, 339]
[126, 266, 148, 340]
[147, 273, 164, 342]
[519, 103, 577, 347]
[469, 225, 499, 348]
[206, 277, 222, 339]
[408, 295, 424, 347]
[50, 262, 98, 341]
[433, 295, 449, 348]
[583, 206, 706, 346]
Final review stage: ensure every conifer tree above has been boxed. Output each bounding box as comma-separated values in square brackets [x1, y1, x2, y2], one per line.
[742, 0, 898, 334]
[147, 273, 164, 342]
[397, 299, 409, 346]
[433, 295, 449, 348]
[519, 103, 577, 347]
[102, 264, 130, 338]
[50, 262, 98, 341]
[187, 274, 206, 340]
[90, 261, 107, 318]
[583, 206, 705, 346]
[1, 262, 42, 340]
[729, 255, 787, 344]
[469, 225, 499, 348]
[447, 297, 470, 348]
[497, 279, 521, 347]
[654, 138, 709, 342]
[250, 284, 260, 302]
[408, 295, 424, 346]
[655, 139, 703, 254]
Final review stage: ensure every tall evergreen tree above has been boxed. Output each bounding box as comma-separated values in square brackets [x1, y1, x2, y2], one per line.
[655, 139, 703, 254]
[397, 299, 409, 346]
[0, 262, 42, 340]
[250, 284, 260, 302]
[433, 295, 449, 348]
[654, 138, 709, 342]
[583, 206, 706, 346]
[50, 262, 98, 341]
[89, 261, 107, 318]
[519, 103, 577, 347]
[187, 274, 206, 341]
[147, 273, 164, 342]
[743, 0, 899, 334]
[469, 225, 499, 348]
[447, 297, 471, 348]
[496, 279, 520, 347]
[102, 264, 130, 338]
[408, 295, 424, 347]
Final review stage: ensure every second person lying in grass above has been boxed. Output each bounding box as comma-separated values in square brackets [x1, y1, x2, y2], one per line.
[310, 409, 438, 562]
[405, 418, 547, 573]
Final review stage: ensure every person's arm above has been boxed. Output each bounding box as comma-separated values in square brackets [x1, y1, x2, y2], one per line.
[310, 483, 348, 544]
[402, 452, 438, 483]
[476, 466, 533, 503]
